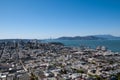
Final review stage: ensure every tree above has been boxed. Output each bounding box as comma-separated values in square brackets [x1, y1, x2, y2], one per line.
[30, 73, 38, 80]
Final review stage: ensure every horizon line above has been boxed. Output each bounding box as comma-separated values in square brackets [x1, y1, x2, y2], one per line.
[0, 34, 119, 40]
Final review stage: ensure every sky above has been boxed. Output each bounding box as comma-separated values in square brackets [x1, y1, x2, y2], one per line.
[0, 0, 120, 39]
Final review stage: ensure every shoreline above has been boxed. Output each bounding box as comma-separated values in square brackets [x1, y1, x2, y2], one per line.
[0, 40, 120, 79]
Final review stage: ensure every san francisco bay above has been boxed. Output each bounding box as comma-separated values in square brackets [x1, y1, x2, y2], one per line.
[44, 40, 120, 52]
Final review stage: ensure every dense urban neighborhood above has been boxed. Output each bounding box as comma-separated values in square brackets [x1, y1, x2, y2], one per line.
[0, 40, 120, 80]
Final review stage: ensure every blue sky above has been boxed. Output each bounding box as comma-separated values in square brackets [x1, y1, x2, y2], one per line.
[0, 0, 120, 39]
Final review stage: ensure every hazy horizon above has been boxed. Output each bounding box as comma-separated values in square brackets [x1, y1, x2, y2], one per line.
[0, 0, 120, 39]
[0, 34, 119, 40]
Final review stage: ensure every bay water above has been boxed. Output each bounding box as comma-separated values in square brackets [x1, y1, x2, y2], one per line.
[43, 40, 120, 52]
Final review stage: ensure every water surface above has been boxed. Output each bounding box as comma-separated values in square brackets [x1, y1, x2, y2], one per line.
[43, 40, 120, 52]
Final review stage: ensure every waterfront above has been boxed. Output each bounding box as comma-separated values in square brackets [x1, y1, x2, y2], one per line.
[0, 40, 120, 80]
[44, 40, 120, 52]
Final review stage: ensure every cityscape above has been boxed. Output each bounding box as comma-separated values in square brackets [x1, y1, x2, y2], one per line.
[0, 0, 120, 80]
[0, 40, 120, 80]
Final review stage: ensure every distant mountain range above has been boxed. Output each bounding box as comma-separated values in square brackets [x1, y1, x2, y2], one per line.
[94, 35, 120, 40]
[57, 35, 120, 40]
[0, 35, 120, 41]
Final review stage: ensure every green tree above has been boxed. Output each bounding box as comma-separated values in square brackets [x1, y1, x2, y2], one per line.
[30, 73, 38, 80]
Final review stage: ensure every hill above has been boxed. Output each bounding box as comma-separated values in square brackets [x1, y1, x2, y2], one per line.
[57, 35, 120, 40]
[57, 36, 104, 40]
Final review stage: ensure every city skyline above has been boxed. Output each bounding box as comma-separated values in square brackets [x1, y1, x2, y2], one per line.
[0, 0, 120, 39]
